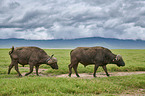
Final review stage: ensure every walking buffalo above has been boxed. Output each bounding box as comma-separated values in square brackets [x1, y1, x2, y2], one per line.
[68, 47, 125, 77]
[8, 46, 58, 76]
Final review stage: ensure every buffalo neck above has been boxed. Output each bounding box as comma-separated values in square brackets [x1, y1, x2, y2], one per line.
[108, 54, 117, 64]
[39, 55, 50, 64]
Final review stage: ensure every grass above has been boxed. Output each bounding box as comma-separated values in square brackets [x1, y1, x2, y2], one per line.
[0, 48, 145, 95]
[0, 74, 145, 96]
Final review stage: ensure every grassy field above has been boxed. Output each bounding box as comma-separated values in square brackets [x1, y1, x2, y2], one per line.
[0, 48, 145, 95]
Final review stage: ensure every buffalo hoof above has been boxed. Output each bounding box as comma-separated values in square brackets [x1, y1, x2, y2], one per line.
[68, 74, 71, 77]
[93, 74, 97, 78]
[107, 74, 110, 77]
[25, 74, 29, 76]
[76, 75, 80, 77]
[19, 74, 22, 77]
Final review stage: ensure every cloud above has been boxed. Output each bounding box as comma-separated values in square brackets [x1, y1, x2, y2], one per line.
[0, 0, 145, 40]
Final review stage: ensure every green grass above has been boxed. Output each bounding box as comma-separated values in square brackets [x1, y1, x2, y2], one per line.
[0, 48, 145, 95]
[0, 74, 145, 96]
[1, 49, 145, 75]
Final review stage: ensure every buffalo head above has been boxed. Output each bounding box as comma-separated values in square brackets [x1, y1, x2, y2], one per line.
[113, 54, 125, 67]
[46, 55, 58, 69]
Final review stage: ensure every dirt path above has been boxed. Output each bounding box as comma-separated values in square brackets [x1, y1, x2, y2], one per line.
[56, 71, 145, 79]
[20, 67, 48, 76]
[20, 67, 145, 78]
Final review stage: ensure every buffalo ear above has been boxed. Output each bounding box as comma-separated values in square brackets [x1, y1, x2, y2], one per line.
[115, 54, 122, 61]
[113, 58, 117, 61]
[115, 57, 118, 61]
[113, 54, 122, 61]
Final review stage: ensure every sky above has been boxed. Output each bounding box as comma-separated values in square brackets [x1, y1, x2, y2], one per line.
[0, 0, 145, 40]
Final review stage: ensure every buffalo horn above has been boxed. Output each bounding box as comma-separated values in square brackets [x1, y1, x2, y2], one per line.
[116, 54, 122, 61]
[46, 54, 54, 62]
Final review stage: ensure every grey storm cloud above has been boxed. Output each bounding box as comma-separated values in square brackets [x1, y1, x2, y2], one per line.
[0, 0, 145, 40]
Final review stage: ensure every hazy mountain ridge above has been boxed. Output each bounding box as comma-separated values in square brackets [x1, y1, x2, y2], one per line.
[0, 37, 145, 49]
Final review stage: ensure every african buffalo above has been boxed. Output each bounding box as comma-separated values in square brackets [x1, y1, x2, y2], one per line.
[8, 46, 58, 76]
[68, 46, 125, 77]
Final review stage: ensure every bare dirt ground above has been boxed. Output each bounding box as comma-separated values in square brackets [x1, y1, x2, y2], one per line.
[56, 71, 145, 79]
[20, 67, 145, 78]
[20, 67, 48, 76]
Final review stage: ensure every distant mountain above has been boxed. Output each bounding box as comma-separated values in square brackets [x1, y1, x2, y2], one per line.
[0, 37, 145, 49]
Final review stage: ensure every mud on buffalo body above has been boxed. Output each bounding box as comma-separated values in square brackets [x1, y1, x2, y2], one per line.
[68, 46, 125, 77]
[8, 46, 58, 76]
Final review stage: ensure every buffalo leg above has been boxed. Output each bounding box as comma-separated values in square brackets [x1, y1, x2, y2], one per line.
[102, 65, 109, 77]
[73, 64, 80, 77]
[68, 58, 79, 77]
[8, 63, 14, 74]
[68, 64, 73, 77]
[93, 64, 99, 77]
[35, 65, 39, 76]
[15, 63, 22, 77]
[25, 65, 34, 76]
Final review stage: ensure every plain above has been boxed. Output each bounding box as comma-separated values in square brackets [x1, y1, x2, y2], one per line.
[0, 48, 145, 96]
